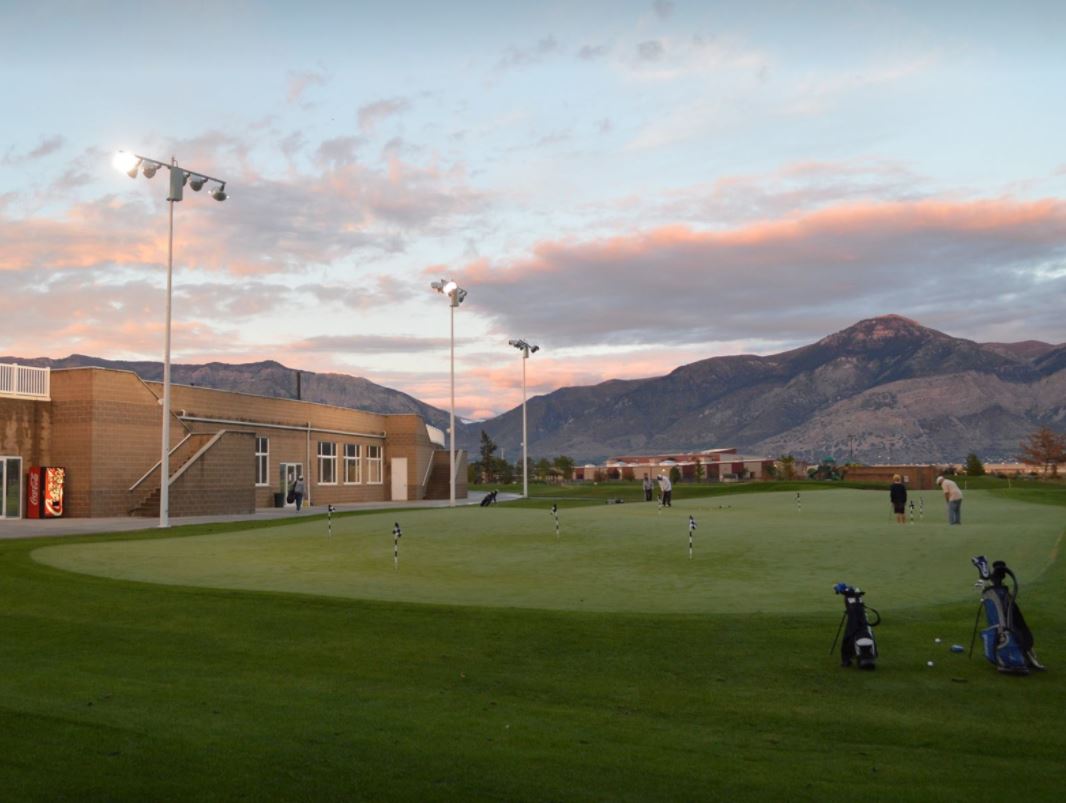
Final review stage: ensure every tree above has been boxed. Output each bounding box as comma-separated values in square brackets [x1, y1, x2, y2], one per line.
[778, 454, 797, 480]
[964, 453, 986, 476]
[553, 455, 575, 480]
[669, 466, 681, 484]
[535, 457, 553, 481]
[1019, 427, 1066, 477]
[694, 459, 705, 482]
[478, 430, 498, 482]
[492, 457, 514, 484]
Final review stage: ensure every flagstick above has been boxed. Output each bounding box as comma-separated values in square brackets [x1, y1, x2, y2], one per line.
[688, 515, 697, 560]
[327, 504, 335, 536]
[551, 504, 559, 538]
[796, 492, 801, 512]
[393, 522, 402, 569]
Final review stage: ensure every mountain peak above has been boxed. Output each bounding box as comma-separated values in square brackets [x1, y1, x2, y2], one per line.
[815, 314, 935, 351]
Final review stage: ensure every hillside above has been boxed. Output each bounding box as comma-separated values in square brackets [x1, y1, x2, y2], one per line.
[8, 316, 1063, 464]
[459, 316, 1065, 463]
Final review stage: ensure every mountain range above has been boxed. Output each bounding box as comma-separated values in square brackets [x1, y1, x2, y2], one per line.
[8, 315, 1064, 463]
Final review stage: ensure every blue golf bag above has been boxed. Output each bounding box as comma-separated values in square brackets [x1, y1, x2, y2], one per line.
[970, 556, 1044, 675]
[830, 583, 880, 670]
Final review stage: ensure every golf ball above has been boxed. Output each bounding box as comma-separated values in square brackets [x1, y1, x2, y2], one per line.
[927, 661, 935, 667]
[934, 638, 941, 643]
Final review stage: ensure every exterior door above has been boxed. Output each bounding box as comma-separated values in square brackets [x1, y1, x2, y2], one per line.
[279, 462, 302, 508]
[391, 457, 408, 501]
[1, 457, 22, 518]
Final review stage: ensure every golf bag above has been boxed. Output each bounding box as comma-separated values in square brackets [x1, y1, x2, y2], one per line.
[969, 556, 1044, 675]
[831, 583, 880, 669]
[479, 490, 498, 507]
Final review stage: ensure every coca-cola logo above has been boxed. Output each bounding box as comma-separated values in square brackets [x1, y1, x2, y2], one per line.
[27, 470, 40, 506]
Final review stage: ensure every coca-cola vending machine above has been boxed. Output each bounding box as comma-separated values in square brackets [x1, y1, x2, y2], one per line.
[27, 466, 65, 518]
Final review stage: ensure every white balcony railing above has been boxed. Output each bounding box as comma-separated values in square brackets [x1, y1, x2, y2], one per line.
[0, 363, 50, 400]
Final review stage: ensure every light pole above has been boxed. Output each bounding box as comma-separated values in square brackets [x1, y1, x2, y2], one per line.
[431, 279, 467, 507]
[508, 339, 539, 497]
[114, 151, 227, 528]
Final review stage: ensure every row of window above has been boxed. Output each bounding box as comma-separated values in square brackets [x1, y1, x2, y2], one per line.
[254, 437, 382, 486]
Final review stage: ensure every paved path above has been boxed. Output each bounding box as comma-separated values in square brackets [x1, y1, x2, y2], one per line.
[0, 493, 522, 540]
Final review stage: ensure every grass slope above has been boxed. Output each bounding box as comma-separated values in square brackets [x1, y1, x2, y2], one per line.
[1, 486, 1064, 801]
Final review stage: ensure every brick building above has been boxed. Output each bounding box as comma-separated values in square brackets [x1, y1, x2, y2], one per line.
[575, 448, 775, 482]
[0, 364, 466, 520]
[842, 464, 939, 490]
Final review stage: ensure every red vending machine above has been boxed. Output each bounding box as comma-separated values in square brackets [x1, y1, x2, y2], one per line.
[26, 466, 66, 518]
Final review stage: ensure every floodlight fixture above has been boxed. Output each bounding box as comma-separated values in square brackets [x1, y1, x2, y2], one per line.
[142, 163, 159, 178]
[113, 151, 140, 175]
[211, 183, 227, 202]
[189, 175, 207, 191]
[431, 277, 466, 307]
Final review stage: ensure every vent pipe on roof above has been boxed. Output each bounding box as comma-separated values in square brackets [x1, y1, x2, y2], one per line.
[296, 370, 302, 401]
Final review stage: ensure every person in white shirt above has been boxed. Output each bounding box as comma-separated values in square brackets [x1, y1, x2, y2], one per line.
[658, 473, 673, 507]
[936, 475, 963, 525]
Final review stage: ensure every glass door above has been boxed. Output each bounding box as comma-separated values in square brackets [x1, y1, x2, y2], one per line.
[2, 457, 22, 518]
[279, 462, 302, 508]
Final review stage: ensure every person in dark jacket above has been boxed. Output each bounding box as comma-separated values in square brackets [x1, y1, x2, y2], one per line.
[889, 474, 907, 524]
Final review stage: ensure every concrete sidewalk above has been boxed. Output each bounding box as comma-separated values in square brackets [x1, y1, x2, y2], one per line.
[0, 493, 521, 540]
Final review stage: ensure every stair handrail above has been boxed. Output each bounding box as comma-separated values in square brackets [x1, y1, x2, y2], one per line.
[128, 433, 195, 491]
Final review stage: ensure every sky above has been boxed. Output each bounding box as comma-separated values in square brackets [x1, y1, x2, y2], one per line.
[2, 0, 1065, 421]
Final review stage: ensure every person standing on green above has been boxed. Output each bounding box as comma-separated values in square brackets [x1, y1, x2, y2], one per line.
[889, 474, 907, 524]
[936, 475, 962, 525]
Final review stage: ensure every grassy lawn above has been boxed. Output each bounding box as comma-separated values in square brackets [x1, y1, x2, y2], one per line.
[2, 485, 1065, 801]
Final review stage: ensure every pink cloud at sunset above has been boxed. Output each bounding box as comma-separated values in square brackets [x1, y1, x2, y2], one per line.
[454, 196, 1066, 349]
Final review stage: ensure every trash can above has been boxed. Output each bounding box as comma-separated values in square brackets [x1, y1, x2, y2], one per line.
[274, 492, 285, 508]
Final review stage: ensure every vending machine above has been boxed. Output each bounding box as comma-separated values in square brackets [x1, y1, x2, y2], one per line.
[26, 466, 66, 518]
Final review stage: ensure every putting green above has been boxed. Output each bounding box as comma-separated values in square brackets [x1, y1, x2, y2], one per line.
[33, 490, 1064, 614]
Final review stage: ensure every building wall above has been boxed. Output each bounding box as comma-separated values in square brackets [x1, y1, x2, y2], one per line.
[844, 465, 939, 490]
[0, 397, 47, 468]
[2, 366, 464, 519]
[48, 368, 184, 517]
[169, 431, 257, 516]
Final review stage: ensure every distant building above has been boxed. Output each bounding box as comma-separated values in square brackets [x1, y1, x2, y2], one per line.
[843, 464, 939, 490]
[0, 364, 466, 520]
[575, 447, 775, 482]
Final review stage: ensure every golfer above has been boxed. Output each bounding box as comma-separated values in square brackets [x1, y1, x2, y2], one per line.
[936, 475, 963, 525]
[642, 474, 653, 502]
[658, 473, 672, 507]
[889, 474, 907, 525]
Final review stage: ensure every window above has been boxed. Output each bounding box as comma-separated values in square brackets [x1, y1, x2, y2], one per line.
[367, 444, 383, 484]
[318, 441, 337, 484]
[344, 443, 361, 484]
[255, 437, 269, 486]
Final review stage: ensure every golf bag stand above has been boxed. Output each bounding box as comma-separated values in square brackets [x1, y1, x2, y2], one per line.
[831, 583, 880, 669]
[969, 556, 1045, 674]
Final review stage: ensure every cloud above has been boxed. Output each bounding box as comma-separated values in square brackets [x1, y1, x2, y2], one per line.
[653, 0, 675, 20]
[577, 44, 609, 61]
[292, 334, 456, 354]
[3, 135, 66, 164]
[357, 98, 411, 134]
[496, 35, 561, 72]
[0, 137, 484, 279]
[287, 70, 328, 104]
[637, 40, 665, 61]
[316, 136, 364, 168]
[446, 197, 1066, 349]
